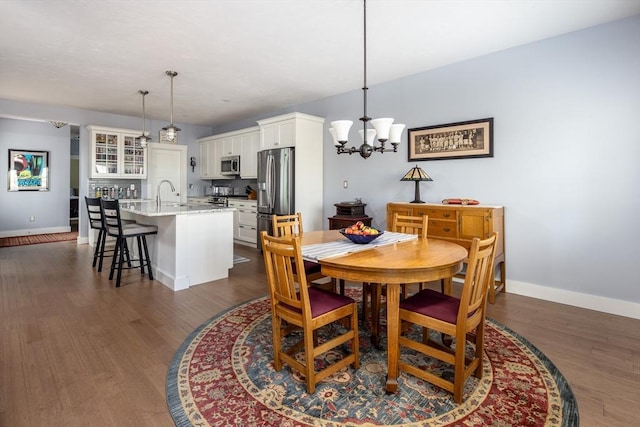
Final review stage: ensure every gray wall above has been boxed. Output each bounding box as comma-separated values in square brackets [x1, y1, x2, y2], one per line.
[0, 119, 70, 233]
[211, 16, 640, 313]
[0, 16, 637, 316]
[0, 104, 213, 238]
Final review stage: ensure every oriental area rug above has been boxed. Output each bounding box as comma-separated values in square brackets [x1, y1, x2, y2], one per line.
[167, 291, 579, 426]
[0, 231, 78, 247]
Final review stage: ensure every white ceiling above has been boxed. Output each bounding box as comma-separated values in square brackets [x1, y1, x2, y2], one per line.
[1, 0, 638, 127]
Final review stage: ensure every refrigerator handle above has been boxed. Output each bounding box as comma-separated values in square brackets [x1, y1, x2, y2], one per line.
[269, 154, 276, 209]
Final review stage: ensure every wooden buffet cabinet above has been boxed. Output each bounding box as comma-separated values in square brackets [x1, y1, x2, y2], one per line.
[386, 202, 505, 303]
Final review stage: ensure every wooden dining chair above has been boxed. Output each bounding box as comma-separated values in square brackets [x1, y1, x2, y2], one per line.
[397, 232, 497, 403]
[272, 212, 338, 292]
[260, 231, 360, 394]
[362, 213, 428, 344]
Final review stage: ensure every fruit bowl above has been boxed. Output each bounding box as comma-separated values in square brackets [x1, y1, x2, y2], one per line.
[339, 229, 384, 244]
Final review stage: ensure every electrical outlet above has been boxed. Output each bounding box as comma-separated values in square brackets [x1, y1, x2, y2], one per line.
[343, 180, 348, 189]
[29, 216, 35, 222]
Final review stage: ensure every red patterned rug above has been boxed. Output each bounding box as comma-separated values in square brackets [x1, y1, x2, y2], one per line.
[167, 291, 578, 426]
[0, 231, 78, 247]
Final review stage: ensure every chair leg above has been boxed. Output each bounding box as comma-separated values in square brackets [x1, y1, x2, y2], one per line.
[304, 325, 317, 394]
[141, 236, 153, 280]
[92, 229, 103, 267]
[97, 229, 109, 272]
[109, 237, 119, 280]
[115, 238, 125, 287]
[370, 284, 382, 349]
[136, 236, 144, 275]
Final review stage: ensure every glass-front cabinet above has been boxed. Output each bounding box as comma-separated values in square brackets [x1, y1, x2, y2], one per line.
[89, 125, 146, 178]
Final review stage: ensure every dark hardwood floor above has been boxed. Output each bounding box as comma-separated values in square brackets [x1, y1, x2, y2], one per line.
[0, 240, 638, 426]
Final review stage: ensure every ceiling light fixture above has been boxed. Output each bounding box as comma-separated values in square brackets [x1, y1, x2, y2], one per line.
[329, 0, 405, 159]
[162, 70, 181, 143]
[138, 90, 151, 147]
[49, 121, 68, 128]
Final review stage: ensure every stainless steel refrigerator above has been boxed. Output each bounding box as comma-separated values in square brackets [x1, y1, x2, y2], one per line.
[256, 147, 295, 248]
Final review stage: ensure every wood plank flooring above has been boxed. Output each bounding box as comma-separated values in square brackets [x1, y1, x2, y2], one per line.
[1, 241, 638, 426]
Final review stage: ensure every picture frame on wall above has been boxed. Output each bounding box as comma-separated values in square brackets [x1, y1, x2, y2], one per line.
[7, 149, 50, 191]
[408, 118, 493, 161]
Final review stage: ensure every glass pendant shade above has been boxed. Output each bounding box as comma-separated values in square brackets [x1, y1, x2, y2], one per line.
[389, 123, 406, 144]
[371, 118, 394, 141]
[358, 128, 377, 146]
[328, 127, 340, 146]
[331, 120, 353, 143]
[162, 70, 180, 142]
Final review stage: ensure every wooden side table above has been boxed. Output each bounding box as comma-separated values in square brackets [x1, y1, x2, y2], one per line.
[328, 202, 371, 230]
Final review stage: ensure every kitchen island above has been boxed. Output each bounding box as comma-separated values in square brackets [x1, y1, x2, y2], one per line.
[119, 201, 234, 291]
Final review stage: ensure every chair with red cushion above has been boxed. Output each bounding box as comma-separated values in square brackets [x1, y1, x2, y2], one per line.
[260, 231, 359, 393]
[397, 233, 497, 403]
[272, 212, 338, 292]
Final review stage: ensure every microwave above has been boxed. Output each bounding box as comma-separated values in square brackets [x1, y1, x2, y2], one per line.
[220, 155, 240, 176]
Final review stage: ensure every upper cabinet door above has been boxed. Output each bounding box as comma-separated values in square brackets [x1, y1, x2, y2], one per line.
[89, 125, 147, 179]
[240, 130, 259, 179]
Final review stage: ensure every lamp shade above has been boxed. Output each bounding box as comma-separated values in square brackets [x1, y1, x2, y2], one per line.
[389, 123, 406, 144]
[358, 128, 377, 146]
[330, 120, 353, 143]
[370, 118, 394, 141]
[401, 165, 432, 204]
[401, 165, 433, 181]
[328, 127, 340, 146]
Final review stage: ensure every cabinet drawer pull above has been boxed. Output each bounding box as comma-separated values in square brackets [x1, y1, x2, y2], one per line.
[443, 213, 451, 218]
[443, 227, 451, 232]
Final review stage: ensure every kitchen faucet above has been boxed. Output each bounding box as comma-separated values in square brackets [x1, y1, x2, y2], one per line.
[157, 179, 176, 208]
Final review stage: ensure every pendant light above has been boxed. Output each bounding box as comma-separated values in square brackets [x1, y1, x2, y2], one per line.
[162, 70, 181, 143]
[329, 0, 405, 159]
[138, 90, 151, 147]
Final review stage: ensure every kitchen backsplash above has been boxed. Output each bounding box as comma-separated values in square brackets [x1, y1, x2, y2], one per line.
[202, 178, 258, 196]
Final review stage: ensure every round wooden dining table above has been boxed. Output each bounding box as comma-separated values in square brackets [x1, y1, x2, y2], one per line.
[300, 229, 467, 393]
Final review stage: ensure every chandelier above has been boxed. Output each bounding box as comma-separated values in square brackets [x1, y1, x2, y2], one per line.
[162, 70, 181, 143]
[138, 90, 151, 147]
[329, 0, 405, 159]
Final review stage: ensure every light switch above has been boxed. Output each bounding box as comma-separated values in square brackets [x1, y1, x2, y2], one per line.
[343, 180, 348, 189]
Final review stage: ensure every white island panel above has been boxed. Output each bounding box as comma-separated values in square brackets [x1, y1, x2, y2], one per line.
[120, 202, 234, 291]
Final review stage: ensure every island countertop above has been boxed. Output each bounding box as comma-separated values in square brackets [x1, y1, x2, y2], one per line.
[119, 200, 235, 217]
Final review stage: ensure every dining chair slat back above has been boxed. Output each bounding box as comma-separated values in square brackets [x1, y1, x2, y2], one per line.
[260, 231, 360, 394]
[397, 232, 498, 403]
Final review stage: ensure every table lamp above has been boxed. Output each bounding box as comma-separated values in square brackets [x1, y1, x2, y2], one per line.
[401, 165, 433, 203]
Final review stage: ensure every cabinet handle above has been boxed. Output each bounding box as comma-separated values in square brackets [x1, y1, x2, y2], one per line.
[443, 227, 451, 232]
[443, 213, 451, 218]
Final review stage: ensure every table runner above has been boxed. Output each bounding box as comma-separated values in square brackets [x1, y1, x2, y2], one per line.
[301, 231, 417, 262]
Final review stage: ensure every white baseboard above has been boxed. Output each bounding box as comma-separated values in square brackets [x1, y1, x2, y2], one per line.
[507, 280, 640, 320]
[0, 226, 71, 238]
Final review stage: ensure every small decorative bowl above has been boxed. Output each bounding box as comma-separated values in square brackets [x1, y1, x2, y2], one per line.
[339, 229, 384, 244]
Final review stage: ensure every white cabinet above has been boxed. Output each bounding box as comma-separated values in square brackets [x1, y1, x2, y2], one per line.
[259, 119, 295, 150]
[88, 125, 146, 178]
[198, 127, 259, 180]
[228, 199, 257, 246]
[257, 113, 325, 232]
[198, 139, 214, 179]
[145, 143, 187, 204]
[240, 129, 259, 178]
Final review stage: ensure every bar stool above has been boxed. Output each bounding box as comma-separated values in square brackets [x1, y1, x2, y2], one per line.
[85, 197, 133, 272]
[100, 198, 158, 288]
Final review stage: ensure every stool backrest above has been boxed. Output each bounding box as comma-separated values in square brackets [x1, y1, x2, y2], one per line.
[85, 197, 104, 231]
[100, 199, 124, 237]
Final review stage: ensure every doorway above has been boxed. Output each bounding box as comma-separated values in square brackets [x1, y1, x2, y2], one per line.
[70, 125, 80, 232]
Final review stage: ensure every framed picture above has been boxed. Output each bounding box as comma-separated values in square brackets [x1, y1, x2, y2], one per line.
[8, 149, 49, 191]
[159, 129, 178, 144]
[408, 118, 493, 161]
